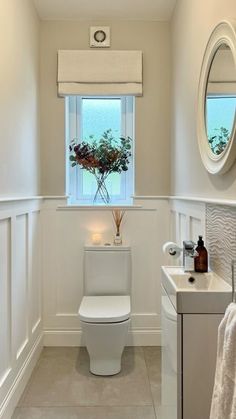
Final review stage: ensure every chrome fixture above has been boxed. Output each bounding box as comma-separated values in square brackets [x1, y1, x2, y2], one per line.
[183, 241, 198, 272]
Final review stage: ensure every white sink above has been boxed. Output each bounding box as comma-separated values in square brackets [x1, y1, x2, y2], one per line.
[162, 266, 232, 313]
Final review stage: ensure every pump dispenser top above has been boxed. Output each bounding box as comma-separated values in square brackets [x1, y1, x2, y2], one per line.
[197, 236, 204, 246]
[194, 235, 208, 273]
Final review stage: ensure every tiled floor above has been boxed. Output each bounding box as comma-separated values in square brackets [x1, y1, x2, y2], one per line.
[13, 346, 161, 419]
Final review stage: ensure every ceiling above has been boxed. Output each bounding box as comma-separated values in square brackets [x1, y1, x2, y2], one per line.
[33, 0, 177, 21]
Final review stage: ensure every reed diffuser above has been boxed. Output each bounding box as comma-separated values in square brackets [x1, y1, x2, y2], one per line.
[112, 209, 125, 245]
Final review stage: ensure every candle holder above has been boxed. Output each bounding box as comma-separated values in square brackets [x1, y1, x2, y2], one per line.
[92, 233, 102, 245]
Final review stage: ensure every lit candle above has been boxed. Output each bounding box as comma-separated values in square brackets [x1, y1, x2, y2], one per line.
[92, 233, 102, 245]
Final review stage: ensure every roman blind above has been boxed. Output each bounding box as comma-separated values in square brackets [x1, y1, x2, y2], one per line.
[57, 50, 143, 96]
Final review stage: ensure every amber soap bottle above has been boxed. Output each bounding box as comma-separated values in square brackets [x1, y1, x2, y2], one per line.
[194, 235, 208, 273]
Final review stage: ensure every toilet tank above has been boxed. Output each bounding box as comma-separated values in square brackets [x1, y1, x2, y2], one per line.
[84, 245, 131, 296]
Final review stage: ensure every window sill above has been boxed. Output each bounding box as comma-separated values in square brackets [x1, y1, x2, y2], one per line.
[57, 204, 157, 211]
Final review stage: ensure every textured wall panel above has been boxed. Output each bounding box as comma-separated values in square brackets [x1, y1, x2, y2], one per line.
[206, 204, 236, 285]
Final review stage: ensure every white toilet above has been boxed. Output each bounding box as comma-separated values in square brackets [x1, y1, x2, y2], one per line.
[79, 244, 131, 376]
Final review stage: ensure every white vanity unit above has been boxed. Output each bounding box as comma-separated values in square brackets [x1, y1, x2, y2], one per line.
[161, 266, 231, 419]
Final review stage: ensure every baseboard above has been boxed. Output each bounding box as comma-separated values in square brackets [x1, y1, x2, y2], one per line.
[127, 328, 161, 346]
[43, 329, 161, 347]
[0, 334, 43, 419]
[43, 330, 84, 346]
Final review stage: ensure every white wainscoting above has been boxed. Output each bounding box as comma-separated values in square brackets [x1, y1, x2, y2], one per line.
[0, 199, 43, 419]
[169, 199, 206, 248]
[1, 194, 235, 417]
[42, 198, 170, 347]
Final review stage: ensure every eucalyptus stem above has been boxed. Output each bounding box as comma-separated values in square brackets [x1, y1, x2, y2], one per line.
[93, 174, 110, 204]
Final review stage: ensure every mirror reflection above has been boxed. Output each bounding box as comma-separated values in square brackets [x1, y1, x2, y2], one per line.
[205, 44, 236, 155]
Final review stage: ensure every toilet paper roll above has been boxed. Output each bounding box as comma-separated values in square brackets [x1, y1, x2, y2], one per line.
[162, 241, 181, 259]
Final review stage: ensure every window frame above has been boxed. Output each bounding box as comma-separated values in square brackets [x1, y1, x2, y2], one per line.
[65, 95, 134, 205]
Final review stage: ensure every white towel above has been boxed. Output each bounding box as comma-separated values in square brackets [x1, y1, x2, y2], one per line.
[210, 303, 236, 419]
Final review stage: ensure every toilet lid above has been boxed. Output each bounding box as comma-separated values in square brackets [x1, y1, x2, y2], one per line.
[79, 295, 131, 323]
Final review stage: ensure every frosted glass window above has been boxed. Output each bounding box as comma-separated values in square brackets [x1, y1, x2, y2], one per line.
[82, 98, 121, 140]
[66, 96, 134, 205]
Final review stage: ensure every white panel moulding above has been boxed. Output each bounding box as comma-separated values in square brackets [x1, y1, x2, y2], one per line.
[0, 200, 42, 419]
[42, 198, 167, 346]
[1, 195, 236, 207]
[169, 199, 206, 247]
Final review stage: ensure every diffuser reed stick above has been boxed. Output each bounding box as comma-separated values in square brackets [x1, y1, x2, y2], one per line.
[112, 209, 125, 244]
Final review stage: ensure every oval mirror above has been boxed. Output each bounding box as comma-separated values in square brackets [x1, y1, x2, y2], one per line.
[198, 21, 236, 174]
[206, 44, 236, 156]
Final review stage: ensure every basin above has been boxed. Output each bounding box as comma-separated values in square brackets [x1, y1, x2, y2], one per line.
[161, 266, 231, 313]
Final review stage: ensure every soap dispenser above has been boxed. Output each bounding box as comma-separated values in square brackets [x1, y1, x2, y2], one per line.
[194, 236, 208, 273]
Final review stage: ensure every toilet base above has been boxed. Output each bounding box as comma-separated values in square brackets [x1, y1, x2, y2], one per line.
[90, 358, 121, 376]
[81, 318, 130, 376]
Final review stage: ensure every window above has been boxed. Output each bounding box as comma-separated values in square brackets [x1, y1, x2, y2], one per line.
[66, 96, 134, 205]
[206, 95, 236, 154]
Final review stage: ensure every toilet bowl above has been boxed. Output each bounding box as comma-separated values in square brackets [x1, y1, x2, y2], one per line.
[79, 295, 131, 375]
[79, 245, 131, 376]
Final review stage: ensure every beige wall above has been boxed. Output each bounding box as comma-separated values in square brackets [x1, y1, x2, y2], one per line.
[0, 0, 40, 197]
[40, 20, 171, 196]
[171, 0, 236, 199]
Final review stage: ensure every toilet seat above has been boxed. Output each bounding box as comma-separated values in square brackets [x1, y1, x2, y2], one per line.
[79, 295, 131, 323]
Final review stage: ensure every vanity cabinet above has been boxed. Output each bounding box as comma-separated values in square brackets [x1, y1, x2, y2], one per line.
[161, 267, 231, 419]
[181, 314, 221, 419]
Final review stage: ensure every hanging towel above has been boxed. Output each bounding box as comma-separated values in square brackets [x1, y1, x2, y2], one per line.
[210, 303, 236, 419]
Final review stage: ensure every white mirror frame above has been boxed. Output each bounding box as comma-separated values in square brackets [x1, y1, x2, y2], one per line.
[197, 20, 236, 174]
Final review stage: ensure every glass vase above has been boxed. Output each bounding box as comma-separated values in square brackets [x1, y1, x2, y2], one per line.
[93, 176, 110, 204]
[114, 233, 122, 246]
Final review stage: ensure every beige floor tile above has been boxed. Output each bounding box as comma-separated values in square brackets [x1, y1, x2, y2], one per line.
[13, 406, 156, 419]
[18, 348, 78, 407]
[143, 347, 161, 407]
[19, 347, 153, 407]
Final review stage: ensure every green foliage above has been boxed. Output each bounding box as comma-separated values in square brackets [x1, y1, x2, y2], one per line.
[69, 129, 132, 203]
[69, 129, 132, 176]
[208, 126, 230, 155]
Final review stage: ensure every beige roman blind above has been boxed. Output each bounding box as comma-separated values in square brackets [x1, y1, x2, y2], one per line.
[57, 50, 143, 96]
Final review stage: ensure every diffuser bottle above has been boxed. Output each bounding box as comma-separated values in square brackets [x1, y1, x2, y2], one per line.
[194, 235, 208, 273]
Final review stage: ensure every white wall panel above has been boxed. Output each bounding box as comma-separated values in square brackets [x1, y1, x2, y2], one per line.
[189, 216, 203, 242]
[42, 198, 170, 345]
[30, 211, 42, 334]
[170, 209, 177, 243]
[170, 200, 206, 248]
[1, 195, 234, 416]
[0, 195, 223, 416]
[0, 219, 11, 385]
[179, 213, 187, 245]
[12, 215, 28, 359]
[0, 200, 42, 419]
